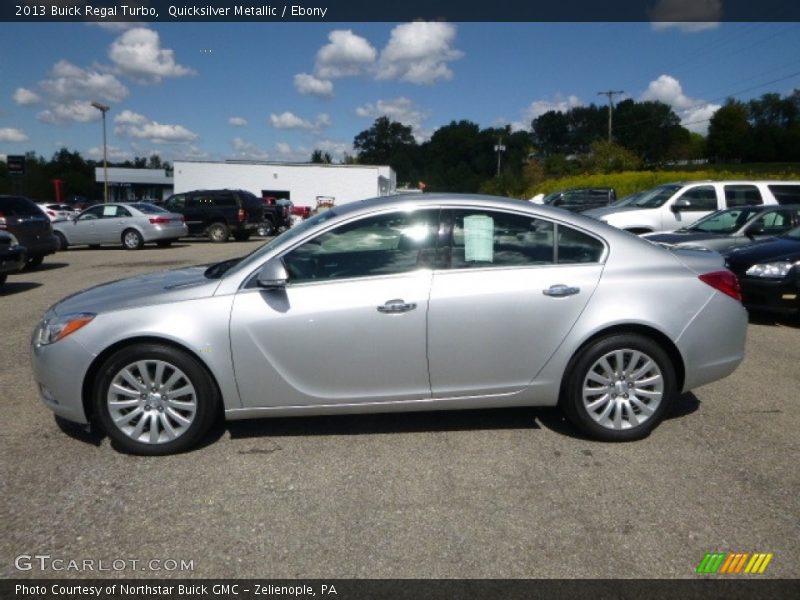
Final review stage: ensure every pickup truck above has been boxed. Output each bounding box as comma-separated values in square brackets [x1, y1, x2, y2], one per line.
[257, 197, 293, 236]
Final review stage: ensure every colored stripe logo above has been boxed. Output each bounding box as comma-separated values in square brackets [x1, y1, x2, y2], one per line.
[697, 552, 773, 574]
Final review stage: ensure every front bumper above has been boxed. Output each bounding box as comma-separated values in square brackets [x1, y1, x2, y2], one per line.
[0, 246, 26, 275]
[30, 330, 95, 425]
[738, 276, 800, 315]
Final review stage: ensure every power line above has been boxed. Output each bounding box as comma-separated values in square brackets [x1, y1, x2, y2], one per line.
[598, 90, 625, 142]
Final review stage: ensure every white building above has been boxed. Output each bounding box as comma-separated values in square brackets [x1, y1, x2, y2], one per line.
[172, 161, 396, 208]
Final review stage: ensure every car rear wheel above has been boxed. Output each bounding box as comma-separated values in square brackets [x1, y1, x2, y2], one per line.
[122, 229, 144, 250]
[93, 343, 219, 455]
[256, 221, 274, 237]
[561, 334, 676, 441]
[207, 222, 229, 243]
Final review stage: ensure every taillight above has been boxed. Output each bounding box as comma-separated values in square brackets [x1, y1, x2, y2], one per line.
[47, 210, 56, 216]
[149, 217, 171, 224]
[0, 212, 6, 229]
[699, 270, 741, 302]
[238, 208, 246, 223]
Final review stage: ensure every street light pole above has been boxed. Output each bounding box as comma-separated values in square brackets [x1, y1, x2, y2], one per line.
[91, 101, 110, 203]
[494, 136, 506, 177]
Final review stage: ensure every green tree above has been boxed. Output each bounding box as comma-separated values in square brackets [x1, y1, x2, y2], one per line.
[310, 149, 332, 164]
[706, 99, 752, 161]
[582, 141, 642, 173]
[353, 116, 418, 183]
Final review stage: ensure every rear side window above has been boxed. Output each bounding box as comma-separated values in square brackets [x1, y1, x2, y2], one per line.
[451, 211, 555, 268]
[213, 194, 236, 207]
[558, 226, 605, 263]
[768, 185, 800, 205]
[165, 194, 185, 210]
[725, 185, 763, 207]
[0, 196, 41, 216]
[754, 209, 798, 235]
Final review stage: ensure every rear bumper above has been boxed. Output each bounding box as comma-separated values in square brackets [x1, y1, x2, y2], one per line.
[142, 224, 188, 242]
[22, 235, 59, 257]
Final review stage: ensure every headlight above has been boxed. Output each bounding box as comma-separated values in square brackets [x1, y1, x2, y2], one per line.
[35, 313, 96, 346]
[745, 261, 797, 279]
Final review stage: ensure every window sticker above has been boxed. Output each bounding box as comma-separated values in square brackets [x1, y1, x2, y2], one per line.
[463, 215, 494, 262]
[103, 206, 116, 217]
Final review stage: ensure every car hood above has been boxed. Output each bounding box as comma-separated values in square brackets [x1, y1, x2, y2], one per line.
[582, 206, 645, 218]
[51, 265, 218, 316]
[724, 236, 800, 265]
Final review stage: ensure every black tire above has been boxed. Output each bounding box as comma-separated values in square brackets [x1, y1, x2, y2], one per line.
[156, 240, 173, 247]
[93, 343, 220, 455]
[560, 333, 677, 442]
[207, 222, 230, 243]
[256, 221, 274, 237]
[26, 255, 44, 269]
[55, 231, 68, 251]
[122, 229, 144, 250]
[233, 231, 251, 242]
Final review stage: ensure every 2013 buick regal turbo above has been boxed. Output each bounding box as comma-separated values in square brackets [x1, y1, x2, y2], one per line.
[31, 194, 747, 454]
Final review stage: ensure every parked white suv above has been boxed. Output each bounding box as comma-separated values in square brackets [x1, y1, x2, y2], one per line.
[583, 181, 800, 234]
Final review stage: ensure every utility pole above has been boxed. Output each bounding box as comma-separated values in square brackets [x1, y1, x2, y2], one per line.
[597, 90, 624, 142]
[91, 101, 110, 203]
[494, 136, 506, 177]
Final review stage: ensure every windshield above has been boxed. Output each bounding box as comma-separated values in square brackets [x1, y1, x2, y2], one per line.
[687, 207, 760, 234]
[630, 184, 682, 208]
[542, 192, 561, 205]
[612, 192, 642, 207]
[205, 209, 339, 279]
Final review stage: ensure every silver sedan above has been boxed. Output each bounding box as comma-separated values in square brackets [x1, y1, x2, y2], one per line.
[53, 202, 188, 250]
[31, 194, 747, 454]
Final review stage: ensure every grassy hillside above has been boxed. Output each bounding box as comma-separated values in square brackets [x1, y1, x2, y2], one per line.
[525, 164, 800, 199]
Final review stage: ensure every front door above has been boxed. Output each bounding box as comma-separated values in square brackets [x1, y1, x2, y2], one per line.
[229, 209, 440, 408]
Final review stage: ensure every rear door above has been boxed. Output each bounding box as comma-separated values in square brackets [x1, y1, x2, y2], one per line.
[0, 196, 51, 246]
[427, 209, 605, 397]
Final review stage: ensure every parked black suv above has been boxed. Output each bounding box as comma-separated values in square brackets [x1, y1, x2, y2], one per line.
[0, 231, 26, 286]
[0, 195, 59, 268]
[542, 188, 617, 213]
[163, 189, 265, 242]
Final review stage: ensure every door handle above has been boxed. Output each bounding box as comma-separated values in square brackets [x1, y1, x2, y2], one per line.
[543, 284, 580, 297]
[377, 299, 417, 313]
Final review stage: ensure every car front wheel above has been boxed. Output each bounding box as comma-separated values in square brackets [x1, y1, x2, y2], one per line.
[93, 343, 220, 455]
[561, 334, 676, 441]
[207, 222, 230, 243]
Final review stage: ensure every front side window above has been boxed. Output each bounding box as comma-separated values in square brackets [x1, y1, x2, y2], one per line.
[283, 210, 438, 282]
[676, 185, 717, 211]
[78, 205, 105, 220]
[689, 208, 760, 234]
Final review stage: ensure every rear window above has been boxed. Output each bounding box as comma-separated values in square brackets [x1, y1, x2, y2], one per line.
[768, 184, 800, 205]
[0, 196, 41, 216]
[129, 203, 168, 214]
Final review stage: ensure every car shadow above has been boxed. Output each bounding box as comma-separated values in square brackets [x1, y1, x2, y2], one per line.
[747, 310, 799, 329]
[536, 392, 700, 441]
[226, 406, 542, 440]
[0, 281, 43, 295]
[27, 261, 69, 272]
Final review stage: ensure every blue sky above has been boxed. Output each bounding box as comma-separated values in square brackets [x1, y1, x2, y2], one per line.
[1, 21, 799, 164]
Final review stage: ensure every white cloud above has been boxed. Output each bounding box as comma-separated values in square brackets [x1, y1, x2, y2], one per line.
[86, 144, 133, 162]
[114, 110, 198, 143]
[356, 97, 431, 142]
[650, 0, 722, 32]
[315, 30, 377, 79]
[270, 111, 331, 133]
[231, 137, 269, 160]
[109, 27, 195, 83]
[40, 60, 129, 103]
[228, 116, 248, 126]
[641, 74, 720, 133]
[37, 101, 103, 124]
[294, 73, 334, 97]
[14, 88, 41, 106]
[377, 22, 463, 85]
[273, 142, 311, 162]
[114, 109, 149, 125]
[510, 94, 583, 131]
[313, 139, 352, 161]
[0, 128, 29, 142]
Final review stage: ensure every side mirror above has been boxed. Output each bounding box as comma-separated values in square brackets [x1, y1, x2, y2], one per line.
[256, 258, 288, 289]
[745, 222, 764, 238]
[671, 198, 691, 212]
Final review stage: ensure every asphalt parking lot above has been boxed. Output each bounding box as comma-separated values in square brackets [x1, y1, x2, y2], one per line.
[1, 240, 798, 579]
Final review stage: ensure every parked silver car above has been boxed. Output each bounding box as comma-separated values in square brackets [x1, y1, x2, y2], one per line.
[31, 194, 747, 454]
[53, 202, 188, 250]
